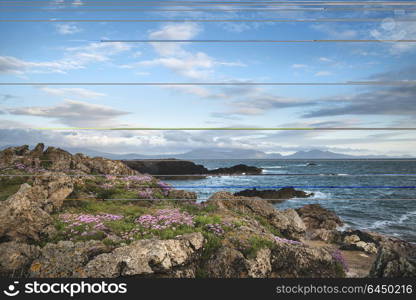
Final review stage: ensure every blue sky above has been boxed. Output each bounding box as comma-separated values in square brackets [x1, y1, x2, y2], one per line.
[0, 0, 416, 156]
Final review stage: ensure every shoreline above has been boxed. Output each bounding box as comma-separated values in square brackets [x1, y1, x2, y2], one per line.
[0, 144, 415, 278]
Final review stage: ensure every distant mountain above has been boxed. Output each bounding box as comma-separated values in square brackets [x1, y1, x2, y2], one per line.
[0, 144, 406, 160]
[65, 147, 283, 160]
[285, 150, 355, 159]
[175, 148, 283, 159]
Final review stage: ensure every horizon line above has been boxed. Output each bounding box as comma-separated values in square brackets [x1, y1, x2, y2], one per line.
[31, 127, 416, 131]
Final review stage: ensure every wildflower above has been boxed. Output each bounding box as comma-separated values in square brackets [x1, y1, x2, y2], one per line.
[205, 223, 225, 235]
[274, 236, 303, 245]
[122, 175, 153, 183]
[135, 209, 194, 230]
[331, 249, 349, 272]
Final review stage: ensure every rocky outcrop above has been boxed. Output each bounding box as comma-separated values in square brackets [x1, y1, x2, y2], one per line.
[204, 247, 272, 278]
[83, 233, 204, 278]
[123, 159, 208, 180]
[296, 204, 343, 231]
[204, 237, 344, 278]
[0, 143, 137, 176]
[0, 242, 40, 277]
[341, 233, 378, 254]
[207, 192, 306, 240]
[28, 233, 204, 278]
[369, 239, 416, 277]
[208, 164, 262, 175]
[0, 172, 73, 242]
[123, 160, 262, 179]
[234, 187, 313, 203]
[29, 240, 111, 278]
[295, 204, 344, 243]
[270, 242, 344, 277]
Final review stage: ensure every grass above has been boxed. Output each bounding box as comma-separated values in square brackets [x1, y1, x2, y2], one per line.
[0, 175, 28, 201]
[241, 236, 276, 259]
[49, 199, 228, 247]
[176, 202, 217, 215]
[195, 232, 223, 278]
[194, 215, 222, 227]
[62, 200, 149, 217]
[253, 215, 283, 237]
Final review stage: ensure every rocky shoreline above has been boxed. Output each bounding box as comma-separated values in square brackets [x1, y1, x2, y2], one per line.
[0, 144, 415, 278]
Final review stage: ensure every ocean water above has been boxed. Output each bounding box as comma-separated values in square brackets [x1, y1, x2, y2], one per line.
[164, 159, 416, 242]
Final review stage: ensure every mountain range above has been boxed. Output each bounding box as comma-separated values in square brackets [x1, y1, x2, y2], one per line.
[1, 145, 408, 159]
[46, 146, 402, 159]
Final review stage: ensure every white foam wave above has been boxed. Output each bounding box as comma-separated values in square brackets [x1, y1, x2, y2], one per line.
[307, 191, 331, 199]
[368, 211, 416, 230]
[261, 166, 282, 169]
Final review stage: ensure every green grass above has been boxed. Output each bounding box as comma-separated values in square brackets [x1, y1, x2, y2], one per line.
[176, 202, 217, 215]
[241, 236, 276, 259]
[196, 232, 223, 278]
[194, 215, 222, 227]
[63, 200, 149, 217]
[0, 176, 28, 201]
[253, 215, 283, 237]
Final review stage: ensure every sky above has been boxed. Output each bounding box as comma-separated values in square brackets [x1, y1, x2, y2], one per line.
[0, 0, 416, 156]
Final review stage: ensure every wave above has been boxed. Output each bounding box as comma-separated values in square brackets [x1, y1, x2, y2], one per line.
[261, 166, 282, 169]
[367, 210, 416, 230]
[307, 191, 331, 199]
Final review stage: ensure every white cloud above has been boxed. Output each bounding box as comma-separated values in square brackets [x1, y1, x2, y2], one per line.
[55, 24, 82, 35]
[0, 42, 132, 75]
[319, 57, 333, 63]
[291, 64, 308, 69]
[311, 24, 358, 39]
[370, 17, 416, 54]
[7, 100, 129, 127]
[39, 87, 106, 99]
[130, 24, 244, 80]
[314, 71, 332, 77]
[148, 23, 201, 57]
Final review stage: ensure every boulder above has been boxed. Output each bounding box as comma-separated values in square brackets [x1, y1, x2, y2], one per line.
[83, 233, 204, 278]
[0, 242, 40, 277]
[340, 230, 388, 254]
[29, 240, 111, 278]
[296, 204, 343, 230]
[208, 164, 262, 175]
[204, 238, 345, 278]
[309, 228, 342, 243]
[270, 242, 346, 277]
[204, 247, 272, 278]
[369, 240, 416, 277]
[0, 172, 73, 242]
[234, 187, 313, 203]
[207, 192, 306, 239]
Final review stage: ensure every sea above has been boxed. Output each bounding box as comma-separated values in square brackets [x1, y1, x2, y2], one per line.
[164, 159, 416, 243]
